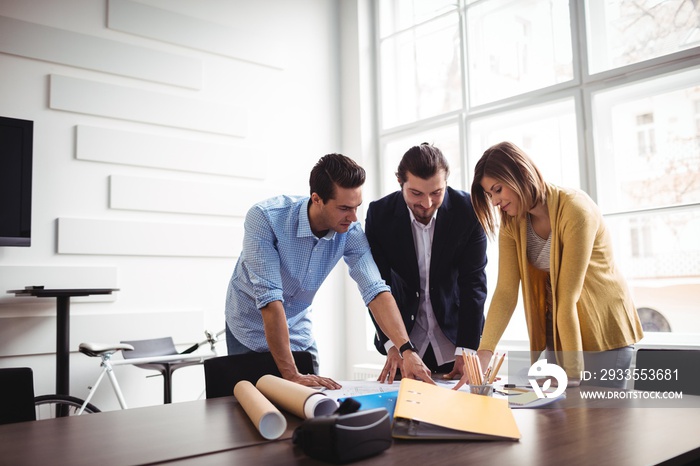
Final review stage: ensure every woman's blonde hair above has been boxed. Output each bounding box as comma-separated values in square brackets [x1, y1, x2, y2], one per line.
[471, 141, 547, 237]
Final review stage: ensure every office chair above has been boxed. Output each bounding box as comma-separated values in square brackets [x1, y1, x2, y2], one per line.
[120, 337, 204, 404]
[633, 348, 700, 396]
[0, 367, 36, 424]
[203, 351, 315, 399]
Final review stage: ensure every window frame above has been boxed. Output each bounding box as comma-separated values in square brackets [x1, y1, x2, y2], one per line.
[368, 0, 700, 353]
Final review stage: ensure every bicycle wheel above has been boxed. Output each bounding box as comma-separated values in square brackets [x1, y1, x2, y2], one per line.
[34, 394, 101, 420]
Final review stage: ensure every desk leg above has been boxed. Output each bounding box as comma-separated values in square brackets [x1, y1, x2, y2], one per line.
[56, 296, 70, 396]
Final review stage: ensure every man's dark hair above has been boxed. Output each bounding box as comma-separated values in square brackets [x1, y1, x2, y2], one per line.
[309, 153, 366, 202]
[395, 142, 450, 186]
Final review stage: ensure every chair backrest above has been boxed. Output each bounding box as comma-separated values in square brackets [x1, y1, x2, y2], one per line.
[204, 351, 314, 399]
[120, 337, 179, 360]
[0, 367, 36, 424]
[633, 349, 700, 396]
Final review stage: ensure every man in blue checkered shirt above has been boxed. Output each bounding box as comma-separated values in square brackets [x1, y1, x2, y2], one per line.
[225, 153, 434, 389]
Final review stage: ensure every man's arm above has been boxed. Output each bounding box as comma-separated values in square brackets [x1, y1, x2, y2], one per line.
[368, 291, 434, 385]
[260, 300, 341, 389]
[365, 199, 414, 383]
[363, 201, 393, 351]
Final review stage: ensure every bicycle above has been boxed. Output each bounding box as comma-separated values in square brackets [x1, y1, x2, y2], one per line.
[33, 329, 225, 419]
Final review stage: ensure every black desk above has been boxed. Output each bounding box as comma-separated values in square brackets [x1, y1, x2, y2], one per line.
[0, 388, 699, 466]
[7, 287, 119, 396]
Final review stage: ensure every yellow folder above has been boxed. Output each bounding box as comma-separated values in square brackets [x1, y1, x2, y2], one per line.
[392, 379, 521, 441]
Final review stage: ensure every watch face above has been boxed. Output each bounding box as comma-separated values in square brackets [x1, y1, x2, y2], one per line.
[637, 307, 672, 332]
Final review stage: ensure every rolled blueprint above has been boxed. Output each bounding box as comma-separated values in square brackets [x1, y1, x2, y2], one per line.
[256, 374, 338, 419]
[233, 380, 287, 440]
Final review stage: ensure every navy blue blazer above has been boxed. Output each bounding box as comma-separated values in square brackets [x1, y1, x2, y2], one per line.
[365, 187, 487, 354]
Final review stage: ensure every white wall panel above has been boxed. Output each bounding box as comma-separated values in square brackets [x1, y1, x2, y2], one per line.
[50, 74, 247, 136]
[76, 125, 265, 179]
[110, 175, 273, 217]
[0, 310, 205, 357]
[0, 15, 202, 89]
[0, 0, 345, 397]
[57, 217, 240, 258]
[0, 265, 119, 302]
[107, 0, 286, 69]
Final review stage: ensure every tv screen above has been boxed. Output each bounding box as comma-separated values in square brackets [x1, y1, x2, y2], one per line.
[0, 116, 34, 247]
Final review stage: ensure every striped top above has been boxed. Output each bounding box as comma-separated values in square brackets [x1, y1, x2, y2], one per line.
[526, 214, 551, 272]
[527, 214, 553, 326]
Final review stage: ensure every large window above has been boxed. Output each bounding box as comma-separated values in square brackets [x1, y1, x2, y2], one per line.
[374, 0, 700, 340]
[586, 0, 700, 74]
[466, 0, 573, 106]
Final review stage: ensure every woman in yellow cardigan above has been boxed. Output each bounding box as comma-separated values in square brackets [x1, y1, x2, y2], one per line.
[469, 141, 643, 388]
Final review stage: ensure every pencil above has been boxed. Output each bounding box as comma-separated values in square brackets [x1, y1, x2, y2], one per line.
[488, 352, 497, 374]
[474, 354, 483, 385]
[489, 352, 506, 384]
[469, 352, 481, 385]
[483, 352, 496, 383]
[463, 350, 482, 385]
[461, 349, 470, 383]
[467, 352, 476, 384]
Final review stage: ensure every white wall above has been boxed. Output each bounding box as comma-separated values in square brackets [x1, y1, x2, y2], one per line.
[0, 0, 353, 410]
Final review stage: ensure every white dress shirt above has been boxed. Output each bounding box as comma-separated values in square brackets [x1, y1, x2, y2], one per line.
[384, 206, 462, 366]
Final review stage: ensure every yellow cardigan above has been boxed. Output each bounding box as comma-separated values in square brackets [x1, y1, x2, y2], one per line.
[478, 184, 644, 376]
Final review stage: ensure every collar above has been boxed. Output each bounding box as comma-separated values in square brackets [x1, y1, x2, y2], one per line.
[298, 198, 336, 240]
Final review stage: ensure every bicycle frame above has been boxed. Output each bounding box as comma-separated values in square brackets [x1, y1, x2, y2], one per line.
[78, 351, 128, 413]
[77, 330, 224, 414]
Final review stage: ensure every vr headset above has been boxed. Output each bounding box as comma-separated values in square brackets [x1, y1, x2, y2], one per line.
[292, 399, 392, 464]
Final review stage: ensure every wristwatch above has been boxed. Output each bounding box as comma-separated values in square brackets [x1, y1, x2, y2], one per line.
[399, 340, 417, 357]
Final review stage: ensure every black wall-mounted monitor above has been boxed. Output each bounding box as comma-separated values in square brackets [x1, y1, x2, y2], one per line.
[0, 116, 34, 247]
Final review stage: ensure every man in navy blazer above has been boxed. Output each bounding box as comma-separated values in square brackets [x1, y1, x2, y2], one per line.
[365, 143, 487, 382]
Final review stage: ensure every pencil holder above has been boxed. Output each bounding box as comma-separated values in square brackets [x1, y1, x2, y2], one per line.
[468, 384, 493, 397]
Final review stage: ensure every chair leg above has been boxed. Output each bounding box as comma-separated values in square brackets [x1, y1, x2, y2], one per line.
[163, 366, 174, 404]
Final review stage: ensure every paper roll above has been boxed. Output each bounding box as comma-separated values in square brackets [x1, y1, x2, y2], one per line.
[233, 380, 287, 440]
[256, 374, 338, 419]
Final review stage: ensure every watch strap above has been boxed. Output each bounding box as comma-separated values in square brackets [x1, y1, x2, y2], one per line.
[399, 341, 417, 356]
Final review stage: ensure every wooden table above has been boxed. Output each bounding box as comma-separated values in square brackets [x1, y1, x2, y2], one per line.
[0, 396, 301, 466]
[7, 287, 119, 396]
[1, 388, 698, 466]
[166, 393, 700, 466]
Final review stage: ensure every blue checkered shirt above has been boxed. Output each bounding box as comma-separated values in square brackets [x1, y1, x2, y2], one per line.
[225, 195, 390, 352]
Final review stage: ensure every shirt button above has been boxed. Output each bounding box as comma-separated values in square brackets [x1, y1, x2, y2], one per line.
[415, 292, 419, 298]
[411, 315, 415, 321]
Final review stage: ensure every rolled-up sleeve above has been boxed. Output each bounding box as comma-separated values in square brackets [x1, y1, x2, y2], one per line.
[240, 205, 285, 309]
